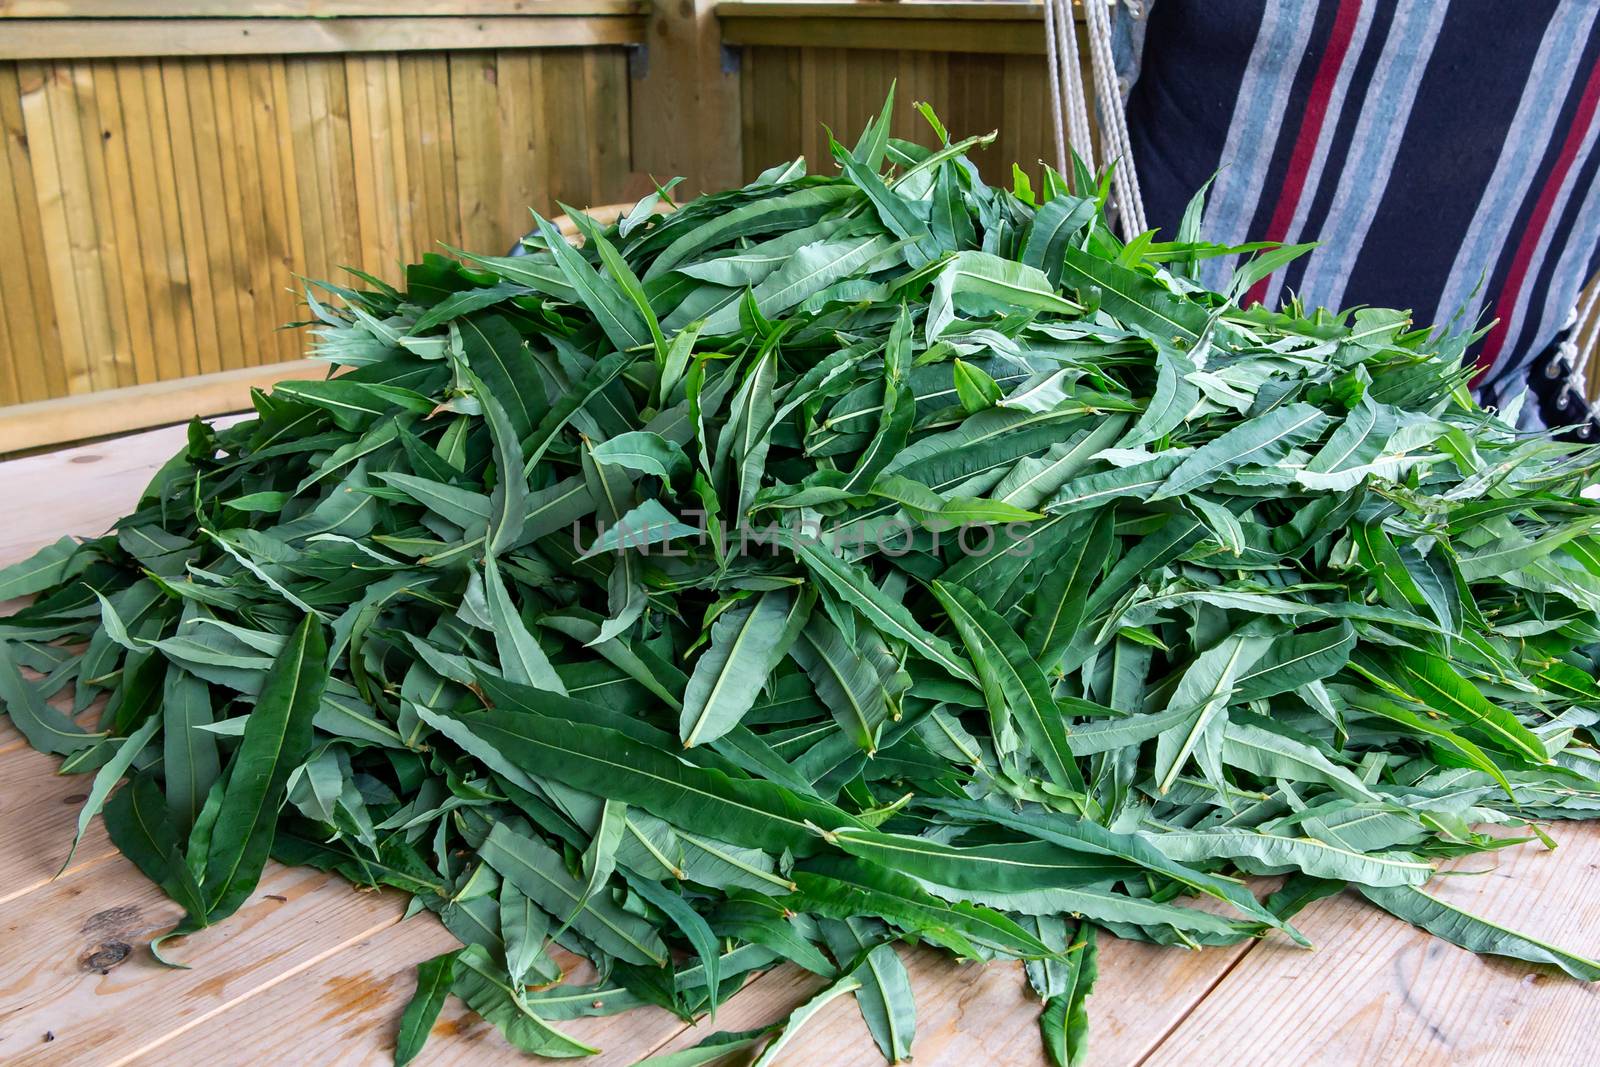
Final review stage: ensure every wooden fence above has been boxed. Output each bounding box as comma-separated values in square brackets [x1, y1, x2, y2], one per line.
[0, 1, 652, 449]
[726, 3, 1084, 190]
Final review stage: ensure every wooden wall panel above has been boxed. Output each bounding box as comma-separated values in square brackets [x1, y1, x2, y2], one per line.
[739, 46, 1063, 192]
[0, 46, 639, 410]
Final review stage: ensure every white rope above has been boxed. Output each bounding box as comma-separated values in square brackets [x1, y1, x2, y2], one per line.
[1050, 0, 1097, 174]
[1042, 0, 1069, 174]
[1081, 0, 1148, 238]
[1571, 282, 1600, 385]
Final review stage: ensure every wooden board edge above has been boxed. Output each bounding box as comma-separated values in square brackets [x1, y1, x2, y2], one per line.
[717, 1, 1052, 22]
[0, 1, 646, 17]
[719, 15, 1047, 55]
[0, 15, 647, 60]
[0, 359, 323, 454]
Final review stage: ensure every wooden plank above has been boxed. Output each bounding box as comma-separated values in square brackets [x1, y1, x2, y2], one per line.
[719, 2, 1050, 21]
[283, 56, 331, 286]
[641, 935, 1249, 1067]
[0, 16, 648, 60]
[136, 914, 700, 1065]
[541, 48, 590, 212]
[584, 47, 629, 205]
[722, 16, 1047, 56]
[0, 420, 208, 563]
[0, 359, 321, 455]
[0, 743, 119, 906]
[738, 45, 1034, 187]
[1146, 825, 1600, 1065]
[65, 60, 138, 389]
[16, 61, 93, 395]
[0, 859, 405, 1065]
[375, 53, 412, 268]
[89, 60, 160, 386]
[0, 1, 643, 16]
[0, 61, 62, 403]
[266, 55, 310, 363]
[409, 54, 455, 253]
[206, 58, 261, 368]
[629, 0, 742, 197]
[124, 59, 199, 381]
[343, 52, 381, 276]
[494, 49, 548, 248]
[184, 57, 250, 372]
[395, 53, 433, 262]
[448, 49, 503, 253]
[158, 59, 224, 376]
[755, 45, 801, 180]
[321, 55, 363, 273]
[428, 53, 461, 247]
[220, 58, 274, 369]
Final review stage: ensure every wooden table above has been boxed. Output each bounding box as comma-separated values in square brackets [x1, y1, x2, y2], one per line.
[2, 423, 1597, 1067]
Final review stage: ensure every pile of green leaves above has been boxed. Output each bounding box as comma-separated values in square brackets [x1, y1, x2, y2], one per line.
[4, 95, 1600, 1065]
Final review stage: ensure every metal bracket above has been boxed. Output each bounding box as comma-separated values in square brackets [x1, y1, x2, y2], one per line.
[628, 43, 649, 80]
[720, 44, 741, 76]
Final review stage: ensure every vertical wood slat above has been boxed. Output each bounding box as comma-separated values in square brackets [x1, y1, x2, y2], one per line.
[159, 57, 223, 376]
[90, 59, 157, 385]
[138, 60, 198, 378]
[449, 49, 500, 252]
[0, 62, 61, 404]
[17, 60, 95, 396]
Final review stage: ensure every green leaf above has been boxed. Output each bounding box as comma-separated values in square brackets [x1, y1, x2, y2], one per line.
[833, 827, 1132, 894]
[1040, 925, 1097, 1067]
[162, 666, 220, 832]
[103, 771, 209, 924]
[750, 972, 864, 1067]
[200, 614, 327, 921]
[703, 235, 901, 334]
[0, 536, 89, 599]
[458, 314, 542, 439]
[953, 358, 1003, 413]
[1024, 507, 1114, 668]
[789, 856, 1055, 960]
[533, 211, 653, 355]
[1153, 627, 1273, 794]
[1360, 885, 1600, 981]
[931, 581, 1084, 793]
[1370, 651, 1548, 765]
[62, 712, 162, 873]
[820, 918, 916, 1062]
[478, 374, 530, 557]
[395, 950, 460, 1067]
[1154, 826, 1431, 888]
[1233, 622, 1356, 702]
[450, 677, 862, 856]
[591, 431, 690, 481]
[681, 591, 794, 747]
[481, 822, 668, 966]
[451, 944, 601, 1057]
[483, 554, 566, 694]
[1058, 246, 1210, 343]
[792, 538, 976, 684]
[0, 640, 102, 755]
[789, 610, 888, 753]
[1150, 403, 1331, 500]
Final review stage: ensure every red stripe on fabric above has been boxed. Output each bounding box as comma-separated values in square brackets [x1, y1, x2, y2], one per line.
[1477, 54, 1600, 373]
[1244, 0, 1364, 308]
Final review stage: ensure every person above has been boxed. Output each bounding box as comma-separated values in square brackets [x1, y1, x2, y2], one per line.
[1119, 0, 1600, 437]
